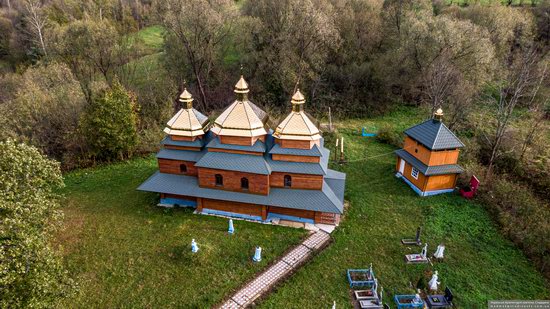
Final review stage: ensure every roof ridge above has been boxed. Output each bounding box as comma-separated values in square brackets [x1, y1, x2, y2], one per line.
[433, 121, 443, 148]
[439, 121, 465, 147]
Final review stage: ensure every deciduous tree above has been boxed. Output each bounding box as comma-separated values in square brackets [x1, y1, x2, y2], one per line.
[0, 139, 74, 308]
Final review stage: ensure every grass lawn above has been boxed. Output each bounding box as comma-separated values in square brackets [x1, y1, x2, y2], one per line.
[55, 158, 307, 308]
[133, 25, 164, 53]
[259, 109, 550, 308]
[55, 107, 549, 308]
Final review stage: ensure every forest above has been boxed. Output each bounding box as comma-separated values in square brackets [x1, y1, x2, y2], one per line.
[0, 0, 549, 307]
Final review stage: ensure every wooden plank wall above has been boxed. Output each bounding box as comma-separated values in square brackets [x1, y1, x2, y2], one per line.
[425, 174, 457, 191]
[269, 172, 323, 190]
[158, 159, 198, 176]
[277, 139, 316, 149]
[171, 135, 198, 141]
[164, 145, 202, 151]
[403, 137, 459, 166]
[208, 148, 262, 156]
[198, 167, 270, 195]
[271, 154, 320, 163]
[220, 135, 265, 146]
[268, 206, 315, 219]
[401, 160, 428, 192]
[202, 199, 263, 217]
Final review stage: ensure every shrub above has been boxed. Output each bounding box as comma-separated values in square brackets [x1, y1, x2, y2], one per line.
[376, 124, 403, 148]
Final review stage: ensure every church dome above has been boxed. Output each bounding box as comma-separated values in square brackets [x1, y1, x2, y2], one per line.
[163, 88, 209, 137]
[273, 89, 321, 141]
[210, 76, 269, 138]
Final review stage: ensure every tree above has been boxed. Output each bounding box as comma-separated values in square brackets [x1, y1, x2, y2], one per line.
[49, 18, 143, 101]
[0, 139, 74, 308]
[79, 79, 139, 161]
[22, 0, 49, 57]
[375, 6, 495, 108]
[0, 62, 86, 164]
[484, 47, 546, 178]
[242, 0, 340, 106]
[155, 0, 238, 110]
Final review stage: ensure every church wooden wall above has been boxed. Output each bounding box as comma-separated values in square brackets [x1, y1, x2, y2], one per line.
[219, 135, 265, 146]
[425, 174, 457, 191]
[158, 159, 198, 176]
[403, 137, 459, 166]
[198, 167, 269, 195]
[202, 199, 264, 217]
[271, 154, 320, 163]
[164, 145, 201, 151]
[170, 135, 198, 142]
[209, 148, 262, 156]
[277, 139, 317, 149]
[398, 159, 428, 192]
[268, 206, 315, 219]
[269, 172, 323, 190]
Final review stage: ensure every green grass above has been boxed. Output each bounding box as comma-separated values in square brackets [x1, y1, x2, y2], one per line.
[56, 158, 307, 308]
[56, 107, 549, 308]
[259, 110, 550, 308]
[133, 25, 165, 53]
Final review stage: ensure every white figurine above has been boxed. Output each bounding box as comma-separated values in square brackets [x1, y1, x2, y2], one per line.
[191, 239, 199, 253]
[434, 244, 445, 259]
[429, 271, 440, 291]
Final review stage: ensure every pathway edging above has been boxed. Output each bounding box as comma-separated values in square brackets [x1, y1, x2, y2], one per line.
[218, 230, 332, 309]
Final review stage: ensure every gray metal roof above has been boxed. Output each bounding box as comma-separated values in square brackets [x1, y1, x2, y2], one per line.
[156, 148, 205, 162]
[395, 149, 464, 175]
[268, 143, 322, 157]
[195, 151, 271, 175]
[265, 147, 329, 175]
[138, 171, 343, 213]
[404, 120, 464, 150]
[325, 169, 346, 203]
[161, 136, 203, 148]
[206, 137, 266, 153]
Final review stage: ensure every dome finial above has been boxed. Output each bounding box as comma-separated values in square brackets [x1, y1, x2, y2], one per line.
[179, 85, 194, 109]
[291, 89, 305, 112]
[434, 107, 444, 121]
[234, 75, 249, 94]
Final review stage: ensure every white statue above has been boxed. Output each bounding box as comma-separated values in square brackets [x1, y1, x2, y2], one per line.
[434, 244, 445, 259]
[191, 239, 199, 253]
[429, 271, 440, 291]
[421, 243, 428, 258]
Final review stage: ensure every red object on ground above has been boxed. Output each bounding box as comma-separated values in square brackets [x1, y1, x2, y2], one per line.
[460, 175, 480, 199]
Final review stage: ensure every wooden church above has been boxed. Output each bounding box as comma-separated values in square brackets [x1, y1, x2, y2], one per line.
[394, 109, 464, 196]
[138, 76, 346, 225]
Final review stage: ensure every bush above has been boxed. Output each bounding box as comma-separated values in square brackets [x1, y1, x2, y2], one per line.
[376, 124, 403, 148]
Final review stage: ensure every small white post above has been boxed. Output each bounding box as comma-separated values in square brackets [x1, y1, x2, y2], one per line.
[253, 246, 262, 262]
[228, 219, 234, 234]
[191, 239, 199, 253]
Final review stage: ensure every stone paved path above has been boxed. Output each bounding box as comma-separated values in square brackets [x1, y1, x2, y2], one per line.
[218, 230, 331, 309]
